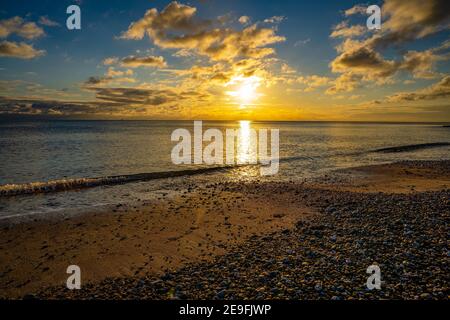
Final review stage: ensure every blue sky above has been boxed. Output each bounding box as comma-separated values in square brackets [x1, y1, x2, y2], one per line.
[0, 0, 449, 121]
[0, 1, 360, 85]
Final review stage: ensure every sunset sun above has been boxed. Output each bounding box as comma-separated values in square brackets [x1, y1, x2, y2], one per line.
[227, 75, 262, 106]
[237, 82, 257, 102]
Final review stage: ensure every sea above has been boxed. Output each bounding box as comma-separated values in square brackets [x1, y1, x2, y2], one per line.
[0, 120, 449, 221]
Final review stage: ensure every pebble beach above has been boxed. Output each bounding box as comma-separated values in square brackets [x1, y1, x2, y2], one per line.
[2, 160, 446, 300]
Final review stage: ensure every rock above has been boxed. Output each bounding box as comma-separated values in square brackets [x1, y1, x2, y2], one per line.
[216, 290, 226, 299]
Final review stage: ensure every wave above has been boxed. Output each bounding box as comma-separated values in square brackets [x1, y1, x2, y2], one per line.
[372, 142, 450, 153]
[2, 141, 449, 197]
[0, 166, 238, 197]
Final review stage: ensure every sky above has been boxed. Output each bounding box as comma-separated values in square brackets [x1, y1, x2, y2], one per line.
[0, 0, 449, 121]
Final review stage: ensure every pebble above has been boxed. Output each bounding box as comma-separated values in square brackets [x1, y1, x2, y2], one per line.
[34, 164, 449, 300]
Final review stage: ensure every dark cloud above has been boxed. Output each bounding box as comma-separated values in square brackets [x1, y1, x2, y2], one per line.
[83, 75, 135, 87]
[372, 0, 450, 48]
[328, 0, 450, 93]
[326, 72, 363, 94]
[0, 86, 204, 116]
[388, 76, 450, 101]
[90, 87, 178, 106]
[401, 49, 446, 79]
[121, 55, 167, 68]
[0, 40, 45, 59]
[331, 46, 399, 77]
[0, 97, 97, 116]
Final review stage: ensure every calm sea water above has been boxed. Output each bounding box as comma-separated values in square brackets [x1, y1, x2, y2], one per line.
[0, 120, 449, 220]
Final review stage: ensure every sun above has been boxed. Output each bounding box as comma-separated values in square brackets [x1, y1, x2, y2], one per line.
[226, 75, 261, 106]
[237, 82, 257, 102]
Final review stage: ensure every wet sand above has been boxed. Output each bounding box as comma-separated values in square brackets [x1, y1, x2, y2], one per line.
[0, 183, 314, 298]
[0, 160, 449, 299]
[313, 160, 450, 193]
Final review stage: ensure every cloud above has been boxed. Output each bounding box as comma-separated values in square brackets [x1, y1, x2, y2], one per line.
[85, 3, 288, 113]
[0, 77, 213, 117]
[336, 0, 450, 49]
[0, 84, 210, 117]
[325, 72, 362, 95]
[376, 0, 450, 46]
[344, 4, 368, 16]
[103, 57, 119, 65]
[281, 63, 296, 74]
[0, 99, 96, 116]
[120, 2, 208, 40]
[330, 22, 366, 38]
[39, 16, 60, 27]
[0, 16, 45, 39]
[164, 63, 232, 84]
[263, 16, 285, 24]
[106, 67, 133, 77]
[0, 96, 172, 117]
[326, 72, 363, 94]
[0, 16, 46, 59]
[294, 38, 310, 47]
[388, 76, 450, 101]
[0, 40, 45, 59]
[102, 55, 167, 69]
[297, 75, 332, 92]
[329, 39, 449, 89]
[401, 49, 447, 79]
[344, 0, 450, 44]
[238, 16, 250, 25]
[433, 40, 450, 52]
[209, 72, 230, 83]
[121, 55, 167, 68]
[172, 48, 195, 57]
[344, 102, 450, 122]
[83, 75, 136, 88]
[328, 0, 450, 93]
[89, 87, 178, 106]
[331, 46, 399, 78]
[120, 1, 285, 61]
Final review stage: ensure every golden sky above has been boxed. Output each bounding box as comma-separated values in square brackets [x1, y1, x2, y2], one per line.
[0, 0, 449, 121]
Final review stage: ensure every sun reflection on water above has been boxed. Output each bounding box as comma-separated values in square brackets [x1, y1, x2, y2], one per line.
[237, 120, 257, 165]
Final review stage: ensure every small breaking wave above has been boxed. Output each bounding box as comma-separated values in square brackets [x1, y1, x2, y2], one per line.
[373, 142, 450, 153]
[0, 166, 237, 197]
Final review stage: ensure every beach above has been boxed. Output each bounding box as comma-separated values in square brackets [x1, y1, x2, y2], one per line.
[1, 0, 450, 308]
[1, 159, 448, 300]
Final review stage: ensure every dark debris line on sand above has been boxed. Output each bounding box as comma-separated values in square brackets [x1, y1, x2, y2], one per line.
[36, 182, 449, 300]
[372, 142, 450, 153]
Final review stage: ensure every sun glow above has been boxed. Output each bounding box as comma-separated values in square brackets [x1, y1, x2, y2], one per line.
[237, 82, 257, 102]
[227, 75, 262, 106]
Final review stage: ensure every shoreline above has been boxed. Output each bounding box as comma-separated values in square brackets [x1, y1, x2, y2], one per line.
[2, 141, 449, 197]
[0, 179, 315, 298]
[0, 160, 449, 299]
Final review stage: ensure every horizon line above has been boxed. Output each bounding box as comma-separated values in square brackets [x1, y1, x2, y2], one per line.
[1, 118, 449, 125]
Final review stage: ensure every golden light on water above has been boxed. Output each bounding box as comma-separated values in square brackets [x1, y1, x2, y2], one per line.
[237, 120, 257, 164]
